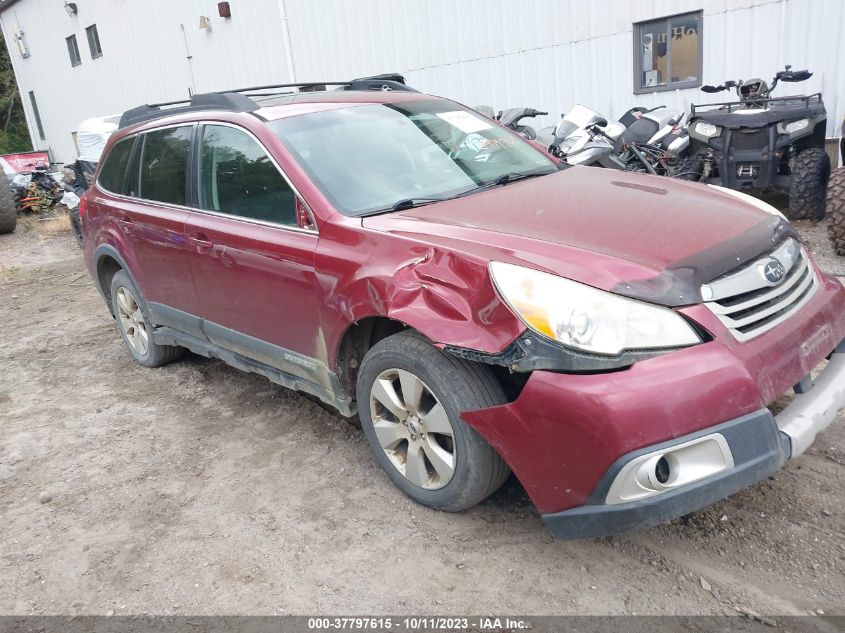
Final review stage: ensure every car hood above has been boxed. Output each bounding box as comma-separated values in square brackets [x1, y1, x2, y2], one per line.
[361, 167, 796, 307]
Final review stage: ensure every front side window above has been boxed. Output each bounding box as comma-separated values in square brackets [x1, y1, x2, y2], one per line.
[139, 126, 193, 205]
[66, 34, 81, 67]
[85, 24, 102, 59]
[198, 125, 296, 225]
[98, 137, 135, 194]
[634, 11, 702, 94]
[270, 100, 556, 216]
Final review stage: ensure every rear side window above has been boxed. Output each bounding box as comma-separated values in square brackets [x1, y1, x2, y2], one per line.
[98, 137, 134, 194]
[139, 126, 193, 205]
[198, 124, 296, 225]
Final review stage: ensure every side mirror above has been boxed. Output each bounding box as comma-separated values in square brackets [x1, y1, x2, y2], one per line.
[701, 85, 722, 93]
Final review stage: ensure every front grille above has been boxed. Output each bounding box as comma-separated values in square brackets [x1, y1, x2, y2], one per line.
[730, 129, 769, 150]
[701, 238, 818, 341]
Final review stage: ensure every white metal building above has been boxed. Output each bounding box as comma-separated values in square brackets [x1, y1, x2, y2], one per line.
[1, 0, 843, 164]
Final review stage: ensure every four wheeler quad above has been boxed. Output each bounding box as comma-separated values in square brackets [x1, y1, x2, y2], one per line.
[681, 65, 830, 220]
[826, 115, 845, 255]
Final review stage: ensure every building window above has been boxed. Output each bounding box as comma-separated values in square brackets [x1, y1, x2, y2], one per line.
[66, 34, 82, 67]
[85, 24, 102, 59]
[28, 91, 45, 140]
[634, 11, 702, 94]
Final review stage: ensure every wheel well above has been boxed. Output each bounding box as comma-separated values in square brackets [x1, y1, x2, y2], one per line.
[337, 317, 409, 398]
[97, 255, 122, 306]
[335, 317, 529, 405]
[793, 121, 828, 153]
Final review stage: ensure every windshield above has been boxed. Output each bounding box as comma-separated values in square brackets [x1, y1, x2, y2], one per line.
[270, 99, 556, 216]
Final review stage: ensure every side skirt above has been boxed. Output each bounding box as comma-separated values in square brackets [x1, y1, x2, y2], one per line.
[152, 326, 355, 418]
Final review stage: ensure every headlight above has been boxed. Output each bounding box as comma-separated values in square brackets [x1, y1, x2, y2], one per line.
[557, 137, 576, 154]
[782, 118, 809, 134]
[490, 262, 701, 355]
[692, 121, 721, 138]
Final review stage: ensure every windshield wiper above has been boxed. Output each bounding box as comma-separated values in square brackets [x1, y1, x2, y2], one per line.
[454, 169, 553, 198]
[494, 171, 544, 186]
[358, 197, 448, 217]
[390, 197, 447, 211]
[359, 170, 554, 217]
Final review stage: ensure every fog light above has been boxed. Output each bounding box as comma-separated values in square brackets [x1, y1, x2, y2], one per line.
[655, 456, 670, 483]
[605, 433, 734, 504]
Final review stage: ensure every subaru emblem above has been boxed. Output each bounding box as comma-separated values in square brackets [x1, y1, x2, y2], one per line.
[760, 258, 786, 285]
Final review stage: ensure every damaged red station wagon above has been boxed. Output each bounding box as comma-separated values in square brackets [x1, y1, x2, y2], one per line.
[81, 77, 845, 539]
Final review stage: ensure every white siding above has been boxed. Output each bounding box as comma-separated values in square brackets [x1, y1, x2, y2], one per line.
[0, 0, 294, 162]
[1, 0, 843, 163]
[284, 0, 845, 141]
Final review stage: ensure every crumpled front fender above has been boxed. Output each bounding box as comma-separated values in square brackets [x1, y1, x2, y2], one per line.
[319, 235, 524, 368]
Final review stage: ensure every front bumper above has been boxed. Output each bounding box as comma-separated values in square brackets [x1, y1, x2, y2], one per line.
[460, 273, 845, 539]
[542, 409, 789, 539]
[543, 343, 844, 539]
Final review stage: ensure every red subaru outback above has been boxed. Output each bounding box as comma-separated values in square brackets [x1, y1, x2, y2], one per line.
[81, 78, 845, 538]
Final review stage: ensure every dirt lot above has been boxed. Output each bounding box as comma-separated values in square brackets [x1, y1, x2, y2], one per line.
[0, 213, 844, 617]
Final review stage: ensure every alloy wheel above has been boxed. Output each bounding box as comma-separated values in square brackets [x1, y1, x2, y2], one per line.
[115, 286, 149, 356]
[369, 368, 456, 489]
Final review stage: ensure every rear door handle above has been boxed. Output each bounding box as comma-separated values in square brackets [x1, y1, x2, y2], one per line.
[187, 232, 213, 254]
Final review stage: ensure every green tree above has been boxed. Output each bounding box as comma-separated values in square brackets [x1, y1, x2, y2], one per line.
[0, 30, 32, 154]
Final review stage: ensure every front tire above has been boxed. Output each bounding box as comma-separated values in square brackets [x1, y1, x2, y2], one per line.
[357, 331, 510, 512]
[109, 270, 184, 368]
[826, 167, 845, 256]
[789, 148, 830, 220]
[673, 155, 706, 181]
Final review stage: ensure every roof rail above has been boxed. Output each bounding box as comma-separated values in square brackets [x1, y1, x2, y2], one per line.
[117, 73, 417, 130]
[118, 92, 258, 129]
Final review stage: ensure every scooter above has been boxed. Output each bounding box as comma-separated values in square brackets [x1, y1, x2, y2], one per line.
[474, 106, 549, 141]
[546, 104, 688, 174]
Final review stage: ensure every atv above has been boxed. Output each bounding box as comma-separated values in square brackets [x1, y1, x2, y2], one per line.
[826, 115, 845, 256]
[680, 65, 830, 220]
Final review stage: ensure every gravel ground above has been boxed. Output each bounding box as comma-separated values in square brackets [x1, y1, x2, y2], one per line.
[0, 213, 843, 617]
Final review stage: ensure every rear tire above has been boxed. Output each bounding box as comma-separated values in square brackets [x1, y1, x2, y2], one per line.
[826, 167, 845, 256]
[789, 148, 830, 220]
[0, 177, 17, 234]
[109, 269, 184, 368]
[357, 331, 510, 512]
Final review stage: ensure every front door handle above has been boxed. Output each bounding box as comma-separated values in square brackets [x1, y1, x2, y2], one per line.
[187, 232, 213, 254]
